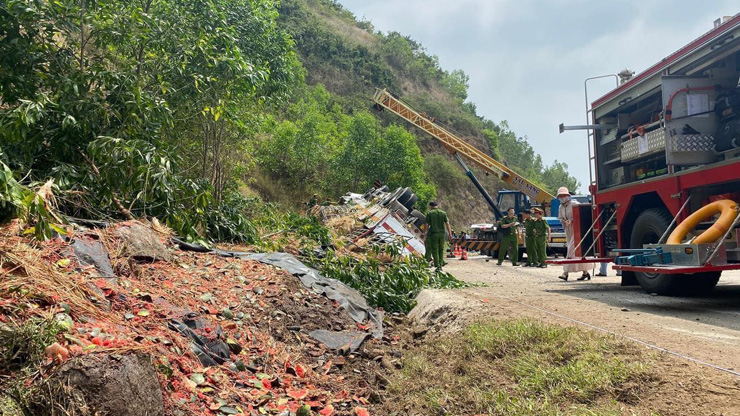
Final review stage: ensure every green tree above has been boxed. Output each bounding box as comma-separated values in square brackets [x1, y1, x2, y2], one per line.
[424, 155, 467, 194]
[542, 161, 581, 194]
[331, 112, 380, 191]
[0, 0, 297, 242]
[329, 114, 434, 206]
[442, 69, 469, 102]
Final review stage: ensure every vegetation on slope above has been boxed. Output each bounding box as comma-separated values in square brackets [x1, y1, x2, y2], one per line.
[1, 0, 579, 239]
[255, 85, 435, 206]
[277, 0, 580, 226]
[0, 0, 296, 243]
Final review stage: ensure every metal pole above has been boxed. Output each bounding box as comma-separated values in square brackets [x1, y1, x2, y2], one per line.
[658, 196, 692, 244]
[572, 213, 599, 255]
[453, 153, 503, 220]
[582, 208, 618, 258]
[584, 74, 619, 187]
[705, 208, 740, 265]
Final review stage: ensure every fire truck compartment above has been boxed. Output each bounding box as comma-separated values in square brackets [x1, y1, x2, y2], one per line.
[593, 33, 740, 191]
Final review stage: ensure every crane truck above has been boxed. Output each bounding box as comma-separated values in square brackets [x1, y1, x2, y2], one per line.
[558, 14, 740, 294]
[371, 89, 567, 258]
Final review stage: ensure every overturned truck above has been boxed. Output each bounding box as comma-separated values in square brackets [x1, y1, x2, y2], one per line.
[311, 186, 427, 257]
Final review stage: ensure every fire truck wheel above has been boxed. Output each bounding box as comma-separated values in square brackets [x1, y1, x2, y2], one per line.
[675, 271, 721, 295]
[630, 208, 678, 294]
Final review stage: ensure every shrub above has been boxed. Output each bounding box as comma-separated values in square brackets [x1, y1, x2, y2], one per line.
[311, 243, 466, 313]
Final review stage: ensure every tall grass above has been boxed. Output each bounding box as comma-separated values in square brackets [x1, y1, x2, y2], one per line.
[382, 319, 655, 415]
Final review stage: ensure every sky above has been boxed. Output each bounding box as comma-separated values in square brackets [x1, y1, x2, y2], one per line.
[337, 0, 737, 192]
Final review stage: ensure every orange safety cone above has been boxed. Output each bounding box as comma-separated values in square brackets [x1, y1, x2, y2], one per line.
[454, 244, 462, 257]
[461, 247, 468, 260]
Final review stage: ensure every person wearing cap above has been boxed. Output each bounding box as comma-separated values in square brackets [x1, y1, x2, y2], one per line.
[424, 201, 453, 270]
[532, 208, 550, 268]
[522, 209, 536, 267]
[557, 187, 593, 281]
[497, 208, 520, 266]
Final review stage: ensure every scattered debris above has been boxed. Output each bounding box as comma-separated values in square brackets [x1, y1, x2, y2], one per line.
[0, 221, 391, 415]
[312, 187, 427, 258]
[239, 252, 384, 338]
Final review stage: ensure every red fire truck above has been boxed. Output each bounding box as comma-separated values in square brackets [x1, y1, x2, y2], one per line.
[562, 14, 740, 295]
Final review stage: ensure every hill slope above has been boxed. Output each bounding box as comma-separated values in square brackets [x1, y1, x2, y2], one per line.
[275, 0, 579, 228]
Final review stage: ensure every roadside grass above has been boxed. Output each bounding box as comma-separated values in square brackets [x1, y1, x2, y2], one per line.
[381, 319, 657, 416]
[0, 316, 66, 414]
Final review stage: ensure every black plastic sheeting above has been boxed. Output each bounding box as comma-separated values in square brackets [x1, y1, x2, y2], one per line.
[215, 251, 384, 340]
[168, 312, 231, 367]
[70, 239, 116, 277]
[174, 238, 212, 253]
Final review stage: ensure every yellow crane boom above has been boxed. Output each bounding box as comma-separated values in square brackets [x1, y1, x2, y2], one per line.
[372, 88, 555, 205]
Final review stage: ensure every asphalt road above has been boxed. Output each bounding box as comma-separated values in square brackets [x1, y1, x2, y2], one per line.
[444, 255, 740, 374]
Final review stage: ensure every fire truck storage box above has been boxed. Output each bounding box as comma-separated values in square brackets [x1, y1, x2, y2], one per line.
[621, 129, 665, 162]
[666, 134, 718, 165]
[572, 204, 593, 258]
[647, 244, 727, 266]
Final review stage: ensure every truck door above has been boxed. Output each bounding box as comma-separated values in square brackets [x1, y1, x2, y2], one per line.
[662, 76, 732, 165]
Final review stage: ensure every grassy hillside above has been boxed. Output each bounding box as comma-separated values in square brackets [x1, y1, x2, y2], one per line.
[275, 0, 579, 228]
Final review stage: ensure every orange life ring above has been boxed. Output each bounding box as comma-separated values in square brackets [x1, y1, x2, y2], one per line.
[667, 199, 738, 245]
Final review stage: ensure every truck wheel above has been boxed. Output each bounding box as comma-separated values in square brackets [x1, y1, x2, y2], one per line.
[390, 200, 409, 216]
[629, 208, 678, 294]
[397, 187, 413, 206]
[676, 272, 721, 295]
[403, 194, 418, 210]
[410, 209, 426, 228]
[381, 188, 402, 206]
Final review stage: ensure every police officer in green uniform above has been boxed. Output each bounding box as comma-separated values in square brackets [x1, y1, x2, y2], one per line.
[424, 201, 453, 270]
[497, 208, 519, 266]
[522, 209, 536, 267]
[532, 208, 551, 268]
